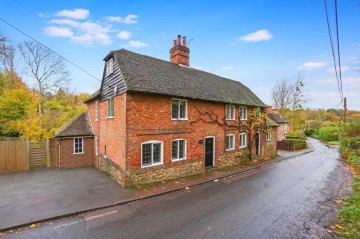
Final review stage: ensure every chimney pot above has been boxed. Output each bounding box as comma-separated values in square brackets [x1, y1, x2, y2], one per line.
[177, 35, 181, 45]
[182, 36, 186, 47]
[173, 40, 177, 46]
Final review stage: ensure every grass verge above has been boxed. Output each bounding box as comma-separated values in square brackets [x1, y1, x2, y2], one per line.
[336, 152, 360, 238]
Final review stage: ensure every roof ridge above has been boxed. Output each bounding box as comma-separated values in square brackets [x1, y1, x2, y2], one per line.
[113, 49, 252, 89]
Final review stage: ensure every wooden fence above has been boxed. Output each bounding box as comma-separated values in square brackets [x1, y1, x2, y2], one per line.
[0, 140, 28, 173]
[0, 139, 51, 173]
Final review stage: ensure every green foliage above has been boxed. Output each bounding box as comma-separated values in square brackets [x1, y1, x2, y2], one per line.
[304, 128, 315, 136]
[319, 126, 339, 142]
[337, 121, 360, 238]
[0, 71, 89, 140]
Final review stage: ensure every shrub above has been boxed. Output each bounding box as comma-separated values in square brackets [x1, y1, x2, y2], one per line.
[304, 128, 314, 136]
[319, 126, 339, 142]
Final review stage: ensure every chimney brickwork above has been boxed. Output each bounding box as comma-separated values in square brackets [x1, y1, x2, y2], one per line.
[170, 35, 190, 66]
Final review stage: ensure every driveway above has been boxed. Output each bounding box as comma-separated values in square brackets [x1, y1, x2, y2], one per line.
[0, 167, 137, 230]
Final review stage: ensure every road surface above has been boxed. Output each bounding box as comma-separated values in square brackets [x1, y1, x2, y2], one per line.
[3, 138, 352, 239]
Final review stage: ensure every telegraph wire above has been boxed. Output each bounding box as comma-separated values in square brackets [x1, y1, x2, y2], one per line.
[334, 0, 343, 99]
[0, 17, 101, 82]
[323, 0, 342, 101]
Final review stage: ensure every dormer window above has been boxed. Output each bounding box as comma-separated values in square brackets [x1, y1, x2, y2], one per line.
[106, 58, 114, 76]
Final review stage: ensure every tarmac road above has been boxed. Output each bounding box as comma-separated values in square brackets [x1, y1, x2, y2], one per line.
[3, 138, 353, 239]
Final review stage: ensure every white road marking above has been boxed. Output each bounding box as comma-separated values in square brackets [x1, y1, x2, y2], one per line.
[53, 220, 83, 229]
[86, 210, 118, 221]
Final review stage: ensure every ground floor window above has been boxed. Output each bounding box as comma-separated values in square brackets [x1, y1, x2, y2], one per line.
[141, 141, 163, 167]
[225, 134, 235, 151]
[172, 139, 186, 161]
[266, 131, 272, 141]
[239, 133, 247, 148]
[74, 137, 83, 154]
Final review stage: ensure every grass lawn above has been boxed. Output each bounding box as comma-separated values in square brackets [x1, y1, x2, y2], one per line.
[327, 141, 340, 145]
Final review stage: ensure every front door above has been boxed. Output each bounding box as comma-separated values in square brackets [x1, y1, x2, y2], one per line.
[205, 137, 214, 168]
[255, 132, 260, 156]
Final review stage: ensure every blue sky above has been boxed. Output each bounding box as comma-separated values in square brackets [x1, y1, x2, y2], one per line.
[1, 0, 359, 110]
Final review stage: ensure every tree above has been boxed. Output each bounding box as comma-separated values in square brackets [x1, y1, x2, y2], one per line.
[271, 74, 305, 111]
[18, 41, 70, 114]
[0, 33, 17, 73]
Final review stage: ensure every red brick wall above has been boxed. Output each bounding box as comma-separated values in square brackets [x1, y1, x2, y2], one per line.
[87, 101, 100, 168]
[125, 93, 267, 172]
[58, 137, 94, 169]
[92, 94, 127, 170]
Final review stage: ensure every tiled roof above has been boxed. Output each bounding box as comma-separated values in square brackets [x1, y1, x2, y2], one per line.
[55, 112, 94, 138]
[102, 49, 266, 107]
[267, 112, 289, 124]
[266, 117, 279, 127]
[84, 89, 100, 103]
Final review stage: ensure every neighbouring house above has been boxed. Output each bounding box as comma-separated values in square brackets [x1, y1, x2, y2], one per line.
[265, 117, 279, 159]
[267, 112, 289, 140]
[55, 35, 277, 186]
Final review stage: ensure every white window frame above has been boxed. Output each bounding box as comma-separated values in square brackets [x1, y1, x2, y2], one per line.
[172, 139, 187, 162]
[171, 98, 188, 120]
[141, 140, 164, 168]
[95, 136, 99, 155]
[95, 101, 99, 121]
[266, 131, 272, 141]
[74, 137, 84, 154]
[107, 98, 114, 118]
[240, 106, 247, 120]
[239, 133, 247, 148]
[225, 134, 235, 151]
[225, 104, 235, 120]
[106, 58, 114, 76]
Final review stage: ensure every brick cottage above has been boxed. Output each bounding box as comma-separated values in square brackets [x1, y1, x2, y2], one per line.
[54, 35, 278, 186]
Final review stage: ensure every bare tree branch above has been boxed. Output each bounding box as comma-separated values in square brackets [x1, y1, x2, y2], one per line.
[18, 40, 70, 113]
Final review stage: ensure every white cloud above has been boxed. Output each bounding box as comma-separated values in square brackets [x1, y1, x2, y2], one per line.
[106, 14, 138, 24]
[43, 26, 73, 37]
[55, 8, 89, 19]
[296, 61, 327, 70]
[71, 21, 111, 45]
[220, 66, 234, 71]
[327, 66, 350, 73]
[239, 29, 273, 42]
[50, 18, 79, 27]
[128, 40, 148, 48]
[117, 30, 131, 40]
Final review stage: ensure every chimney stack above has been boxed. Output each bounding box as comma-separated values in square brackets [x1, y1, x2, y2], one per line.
[170, 34, 190, 66]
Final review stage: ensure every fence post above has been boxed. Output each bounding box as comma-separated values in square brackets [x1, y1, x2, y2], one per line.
[26, 139, 30, 170]
[46, 138, 50, 168]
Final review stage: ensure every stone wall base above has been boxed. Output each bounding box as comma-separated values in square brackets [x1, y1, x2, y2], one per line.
[217, 149, 251, 169]
[127, 160, 203, 186]
[99, 156, 126, 187]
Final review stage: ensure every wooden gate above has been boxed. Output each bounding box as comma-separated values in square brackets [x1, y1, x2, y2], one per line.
[29, 141, 49, 169]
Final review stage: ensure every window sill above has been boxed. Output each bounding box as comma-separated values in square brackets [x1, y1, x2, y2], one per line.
[240, 118, 247, 121]
[107, 116, 114, 119]
[74, 152, 84, 155]
[225, 148, 235, 152]
[172, 158, 187, 162]
[225, 119, 235, 121]
[239, 146, 247, 149]
[95, 119, 99, 122]
[141, 162, 163, 169]
[171, 118, 188, 121]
